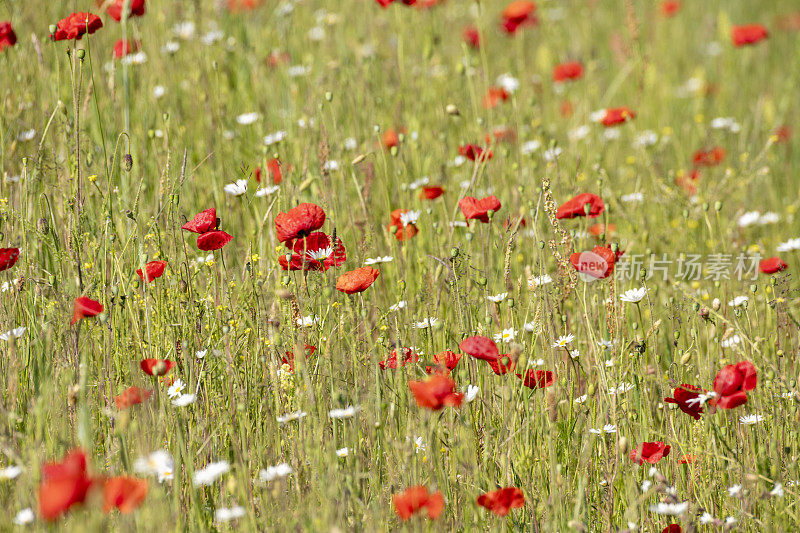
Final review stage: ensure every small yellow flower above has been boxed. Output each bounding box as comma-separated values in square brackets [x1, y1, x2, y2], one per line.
[694, 114, 704, 123]
[87, 174, 98, 183]
[625, 156, 636, 165]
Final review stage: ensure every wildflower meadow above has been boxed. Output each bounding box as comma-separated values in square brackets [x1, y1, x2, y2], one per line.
[2, 0, 800, 530]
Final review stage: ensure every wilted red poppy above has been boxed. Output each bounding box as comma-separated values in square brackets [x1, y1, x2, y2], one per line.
[182, 208, 217, 233]
[279, 232, 346, 271]
[425, 350, 462, 374]
[393, 486, 444, 520]
[560, 100, 574, 117]
[113, 39, 139, 59]
[71, 296, 103, 325]
[107, 0, 146, 22]
[599, 107, 636, 126]
[136, 260, 167, 283]
[408, 374, 464, 410]
[103, 476, 148, 513]
[553, 61, 583, 83]
[692, 146, 726, 167]
[556, 193, 604, 219]
[570, 245, 623, 280]
[662, 525, 683, 533]
[51, 12, 103, 41]
[0, 247, 20, 271]
[589, 223, 615, 237]
[759, 257, 788, 274]
[267, 50, 290, 68]
[115, 386, 153, 409]
[140, 358, 176, 377]
[712, 361, 757, 409]
[629, 441, 671, 465]
[282, 344, 316, 371]
[774, 125, 792, 143]
[501, 1, 537, 34]
[197, 230, 233, 251]
[382, 128, 400, 150]
[678, 454, 697, 465]
[275, 203, 326, 245]
[477, 487, 525, 516]
[459, 196, 502, 223]
[387, 209, 420, 241]
[659, 1, 681, 17]
[39, 449, 94, 521]
[732, 24, 769, 46]
[664, 383, 704, 420]
[0, 21, 17, 51]
[379, 347, 419, 369]
[420, 186, 445, 200]
[463, 25, 481, 48]
[336, 266, 379, 294]
[517, 369, 556, 389]
[267, 157, 283, 184]
[483, 87, 510, 109]
[459, 144, 493, 162]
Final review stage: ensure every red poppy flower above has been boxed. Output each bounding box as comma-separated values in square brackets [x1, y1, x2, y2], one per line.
[598, 107, 636, 126]
[382, 128, 400, 150]
[483, 87, 510, 109]
[501, 1, 537, 34]
[197, 230, 233, 251]
[420, 186, 444, 200]
[115, 386, 153, 409]
[181, 208, 217, 234]
[556, 193, 604, 219]
[71, 296, 103, 325]
[0, 247, 20, 272]
[139, 358, 176, 377]
[693, 147, 726, 167]
[113, 39, 139, 59]
[409, 374, 464, 410]
[227, 0, 263, 11]
[459, 336, 515, 374]
[136, 260, 167, 283]
[589, 223, 615, 237]
[279, 232, 346, 271]
[267, 50, 290, 67]
[393, 486, 444, 520]
[477, 487, 525, 516]
[662, 525, 682, 533]
[51, 12, 103, 41]
[0, 21, 17, 51]
[517, 369, 556, 389]
[463, 25, 481, 48]
[459, 196, 502, 223]
[336, 266, 379, 294]
[488, 355, 516, 375]
[559, 99, 574, 117]
[267, 157, 283, 184]
[503, 216, 527, 230]
[107, 0, 146, 22]
[774, 125, 792, 143]
[387, 209, 420, 241]
[102, 476, 148, 513]
[39, 449, 94, 521]
[664, 383, 704, 420]
[275, 203, 326, 245]
[732, 24, 769, 46]
[759, 257, 788, 274]
[659, 1, 681, 17]
[379, 347, 419, 369]
[675, 170, 700, 195]
[459, 144, 493, 162]
[629, 441, 671, 465]
[570, 245, 623, 279]
[553, 61, 583, 83]
[678, 454, 696, 465]
[712, 361, 757, 409]
[425, 350, 462, 374]
[281, 344, 316, 371]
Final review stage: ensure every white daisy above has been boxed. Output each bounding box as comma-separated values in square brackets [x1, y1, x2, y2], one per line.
[465, 385, 480, 402]
[739, 414, 764, 425]
[389, 300, 406, 312]
[413, 317, 438, 329]
[17, 129, 36, 142]
[770, 483, 784, 498]
[632, 130, 657, 148]
[173, 21, 196, 39]
[0, 327, 26, 341]
[162, 41, 180, 54]
[699, 512, 715, 524]
[0, 465, 22, 479]
[648, 502, 688, 516]
[306, 246, 334, 262]
[193, 461, 230, 486]
[365, 256, 393, 265]
[255, 185, 280, 197]
[329, 406, 359, 419]
[552, 334, 575, 348]
[236, 113, 259, 125]
[296, 315, 319, 327]
[172, 393, 196, 407]
[167, 379, 186, 399]
[277, 411, 307, 424]
[201, 30, 224, 46]
[777, 238, 800, 252]
[528, 274, 553, 287]
[260, 463, 292, 482]
[399, 210, 420, 227]
[640, 480, 653, 492]
[574, 394, 588, 404]
[603, 128, 621, 141]
[621, 192, 644, 203]
[215, 506, 245, 523]
[543, 147, 562, 162]
[609, 382, 634, 395]
[13, 508, 34, 525]
[496, 73, 520, 93]
[728, 296, 749, 307]
[121, 52, 147, 66]
[759, 212, 779, 225]
[493, 328, 517, 343]
[412, 436, 426, 454]
[224, 179, 248, 196]
[487, 292, 508, 303]
[597, 339, 613, 351]
[620, 288, 648, 303]
[727, 484, 742, 497]
[336, 447, 349, 457]
[737, 211, 761, 228]
[568, 125, 591, 142]
[344, 137, 358, 150]
[263, 131, 287, 146]
[520, 140, 541, 154]
[720, 334, 741, 348]
[134, 450, 175, 483]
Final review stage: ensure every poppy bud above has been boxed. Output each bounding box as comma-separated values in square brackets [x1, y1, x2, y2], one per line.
[749, 284, 757, 294]
[123, 154, 133, 172]
[281, 275, 291, 285]
[486, 209, 495, 221]
[465, 232, 473, 241]
[148, 129, 155, 139]
[561, 314, 567, 324]
[351, 154, 366, 165]
[445, 104, 459, 115]
[450, 247, 459, 259]
[699, 307, 710, 319]
[712, 298, 721, 310]
[539, 241, 545, 249]
[49, 24, 57, 34]
[639, 268, 647, 280]
[680, 352, 691, 365]
[222, 325, 230, 334]
[682, 209, 689, 219]
[324, 91, 333, 101]
[702, 202, 710, 211]
[477, 276, 487, 286]
[674, 331, 680, 340]
[714, 201, 723, 211]
[618, 437, 629, 454]
[583, 202, 592, 216]
[507, 298, 515, 308]
[390, 146, 398, 157]
[163, 113, 169, 122]
[610, 243, 619, 253]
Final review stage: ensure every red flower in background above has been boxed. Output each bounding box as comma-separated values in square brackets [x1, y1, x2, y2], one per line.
[570, 245, 623, 279]
[39, 449, 94, 521]
[774, 125, 792, 143]
[102, 476, 148, 513]
[659, 1, 681, 17]
[477, 487, 525, 516]
[629, 441, 671, 465]
[336, 266, 379, 294]
[197, 230, 233, 251]
[459, 196, 501, 223]
[0, 247, 20, 271]
[732, 24, 769, 46]
[556, 193, 605, 219]
[483, 87, 510, 109]
[693, 146, 726, 167]
[115, 386, 153, 409]
[388, 209, 420, 241]
[420, 186, 445, 200]
[501, 1, 537, 34]
[282, 344, 316, 371]
[71, 296, 103, 325]
[517, 369, 556, 389]
[759, 257, 788, 274]
[589, 223, 615, 237]
[267, 157, 283, 184]
[553, 61, 583, 83]
[425, 350, 462, 374]
[459, 144, 493, 162]
[408, 374, 464, 410]
[182, 208, 217, 233]
[712, 361, 757, 409]
[275, 203, 326, 244]
[597, 107, 636, 126]
[140, 359, 176, 377]
[227, 0, 263, 11]
[52, 12, 103, 41]
[113, 39, 139, 59]
[664, 384, 704, 420]
[107, 0, 146, 22]
[379, 347, 419, 369]
[0, 21, 17, 51]
[279, 232, 346, 271]
[136, 260, 167, 283]
[393, 486, 444, 520]
[459, 336, 515, 374]
[463, 25, 481, 48]
[662, 525, 683, 533]
[382, 128, 400, 150]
